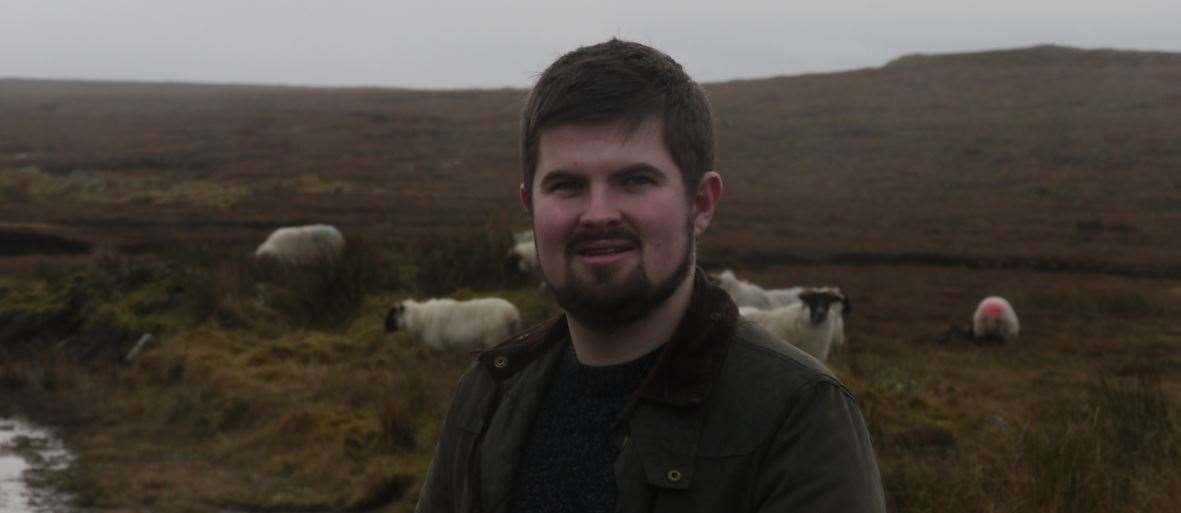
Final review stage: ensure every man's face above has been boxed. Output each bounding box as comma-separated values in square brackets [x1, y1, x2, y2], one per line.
[524, 118, 705, 331]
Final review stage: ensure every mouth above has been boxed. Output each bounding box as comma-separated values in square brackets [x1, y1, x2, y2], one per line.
[573, 239, 637, 263]
[577, 243, 634, 256]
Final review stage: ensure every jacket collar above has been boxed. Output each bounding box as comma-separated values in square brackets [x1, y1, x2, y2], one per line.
[477, 267, 739, 407]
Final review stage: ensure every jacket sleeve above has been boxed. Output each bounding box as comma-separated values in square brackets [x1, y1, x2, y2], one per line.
[753, 380, 887, 513]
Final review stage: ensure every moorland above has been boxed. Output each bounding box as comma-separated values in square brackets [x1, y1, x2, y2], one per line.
[1, 44, 1179, 512]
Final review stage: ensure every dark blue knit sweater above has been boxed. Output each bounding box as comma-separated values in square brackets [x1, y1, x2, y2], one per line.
[508, 341, 662, 513]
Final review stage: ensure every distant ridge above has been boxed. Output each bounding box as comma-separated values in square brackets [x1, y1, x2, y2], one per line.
[3, 43, 1181, 272]
[6, 45, 1181, 91]
[885, 44, 1181, 69]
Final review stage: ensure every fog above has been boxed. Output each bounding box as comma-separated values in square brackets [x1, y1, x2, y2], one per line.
[2, 0, 1179, 88]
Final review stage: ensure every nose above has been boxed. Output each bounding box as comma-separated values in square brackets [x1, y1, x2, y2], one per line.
[809, 303, 829, 324]
[578, 185, 622, 229]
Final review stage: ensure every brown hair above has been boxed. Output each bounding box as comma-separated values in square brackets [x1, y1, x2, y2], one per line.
[521, 39, 714, 199]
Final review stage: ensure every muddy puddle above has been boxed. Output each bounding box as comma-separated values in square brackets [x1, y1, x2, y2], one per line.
[0, 417, 73, 512]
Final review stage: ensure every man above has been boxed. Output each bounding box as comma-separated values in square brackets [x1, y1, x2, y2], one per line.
[415, 39, 886, 513]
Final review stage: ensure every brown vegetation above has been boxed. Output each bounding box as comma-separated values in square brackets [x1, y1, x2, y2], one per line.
[2, 45, 1180, 512]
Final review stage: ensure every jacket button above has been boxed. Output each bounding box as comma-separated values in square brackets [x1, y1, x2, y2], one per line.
[494, 356, 508, 368]
[709, 312, 721, 320]
[666, 469, 682, 483]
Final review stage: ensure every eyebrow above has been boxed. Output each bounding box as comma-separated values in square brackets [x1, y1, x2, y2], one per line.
[538, 163, 668, 188]
[613, 163, 665, 179]
[538, 170, 582, 188]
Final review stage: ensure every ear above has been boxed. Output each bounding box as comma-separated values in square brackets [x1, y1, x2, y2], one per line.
[692, 171, 723, 236]
[519, 182, 532, 212]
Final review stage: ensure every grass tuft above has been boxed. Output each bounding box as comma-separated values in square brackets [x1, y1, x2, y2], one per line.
[253, 237, 394, 330]
[409, 217, 519, 296]
[1021, 373, 1179, 513]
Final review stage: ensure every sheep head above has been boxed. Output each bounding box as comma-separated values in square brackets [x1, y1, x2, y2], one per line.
[798, 288, 849, 324]
[384, 303, 407, 333]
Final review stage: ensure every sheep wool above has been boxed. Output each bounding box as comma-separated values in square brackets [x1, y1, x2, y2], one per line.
[507, 230, 539, 275]
[714, 269, 802, 310]
[972, 296, 1020, 342]
[392, 297, 522, 351]
[509, 240, 538, 274]
[254, 224, 345, 265]
[739, 289, 849, 362]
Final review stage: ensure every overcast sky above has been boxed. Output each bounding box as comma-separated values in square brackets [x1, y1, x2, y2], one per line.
[3, 1, 1179, 89]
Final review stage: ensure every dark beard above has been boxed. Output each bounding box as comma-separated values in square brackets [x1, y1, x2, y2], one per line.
[546, 224, 694, 333]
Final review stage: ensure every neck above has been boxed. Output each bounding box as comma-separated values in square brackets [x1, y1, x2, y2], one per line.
[566, 268, 696, 367]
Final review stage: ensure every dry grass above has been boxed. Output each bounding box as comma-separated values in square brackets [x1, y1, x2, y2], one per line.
[3, 240, 1177, 513]
[1, 240, 560, 511]
[2, 45, 1181, 512]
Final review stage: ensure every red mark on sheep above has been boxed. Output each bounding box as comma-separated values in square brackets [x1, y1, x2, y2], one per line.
[980, 299, 1006, 317]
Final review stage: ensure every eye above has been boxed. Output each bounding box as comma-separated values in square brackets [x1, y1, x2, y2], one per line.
[546, 179, 583, 194]
[620, 173, 656, 188]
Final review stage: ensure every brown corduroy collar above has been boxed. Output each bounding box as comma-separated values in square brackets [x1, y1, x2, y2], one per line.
[477, 268, 739, 407]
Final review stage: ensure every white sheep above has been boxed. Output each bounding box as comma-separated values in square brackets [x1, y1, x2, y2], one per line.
[385, 297, 522, 351]
[254, 224, 344, 265]
[508, 241, 538, 275]
[513, 230, 534, 245]
[506, 230, 538, 276]
[972, 296, 1019, 343]
[714, 269, 803, 309]
[739, 288, 850, 362]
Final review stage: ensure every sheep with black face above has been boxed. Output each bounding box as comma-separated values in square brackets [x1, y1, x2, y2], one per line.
[739, 287, 851, 362]
[386, 297, 522, 351]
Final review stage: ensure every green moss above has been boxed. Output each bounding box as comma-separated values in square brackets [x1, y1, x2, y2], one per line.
[87, 279, 183, 335]
[0, 280, 74, 326]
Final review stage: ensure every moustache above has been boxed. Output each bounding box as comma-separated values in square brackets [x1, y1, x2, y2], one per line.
[566, 228, 642, 255]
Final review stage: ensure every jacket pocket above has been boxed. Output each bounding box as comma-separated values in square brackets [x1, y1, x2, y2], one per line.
[622, 437, 759, 513]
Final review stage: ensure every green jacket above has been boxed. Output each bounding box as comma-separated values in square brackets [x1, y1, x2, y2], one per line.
[415, 272, 886, 513]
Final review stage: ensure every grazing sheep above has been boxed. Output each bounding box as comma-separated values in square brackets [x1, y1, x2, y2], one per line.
[766, 286, 805, 308]
[972, 296, 1019, 343]
[507, 238, 538, 276]
[385, 297, 522, 351]
[254, 224, 344, 265]
[713, 269, 803, 310]
[739, 288, 850, 362]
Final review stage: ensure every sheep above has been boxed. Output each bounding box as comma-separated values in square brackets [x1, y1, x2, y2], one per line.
[254, 224, 344, 265]
[713, 269, 803, 309]
[507, 232, 538, 276]
[513, 230, 534, 245]
[739, 287, 850, 362]
[385, 297, 522, 351]
[972, 296, 1019, 343]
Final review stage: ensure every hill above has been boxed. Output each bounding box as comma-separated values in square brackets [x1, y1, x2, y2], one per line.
[2, 44, 1180, 276]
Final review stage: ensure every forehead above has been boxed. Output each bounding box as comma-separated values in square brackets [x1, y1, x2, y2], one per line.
[535, 118, 682, 180]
